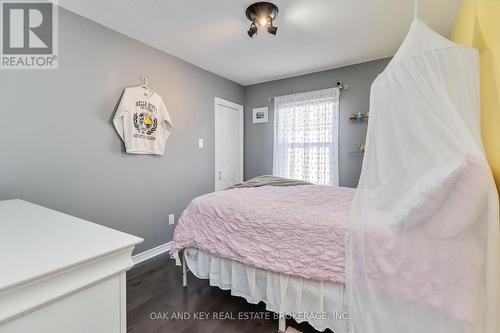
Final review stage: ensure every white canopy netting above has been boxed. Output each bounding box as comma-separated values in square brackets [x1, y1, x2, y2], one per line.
[346, 18, 499, 333]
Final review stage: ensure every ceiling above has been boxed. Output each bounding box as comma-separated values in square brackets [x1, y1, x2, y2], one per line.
[57, 0, 462, 86]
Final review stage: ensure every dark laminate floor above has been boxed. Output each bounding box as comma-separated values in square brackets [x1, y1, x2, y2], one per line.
[127, 253, 331, 333]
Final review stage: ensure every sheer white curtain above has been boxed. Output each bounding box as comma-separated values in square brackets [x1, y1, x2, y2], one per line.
[273, 87, 340, 186]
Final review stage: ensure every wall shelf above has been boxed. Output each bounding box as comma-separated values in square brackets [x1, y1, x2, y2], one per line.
[349, 118, 368, 123]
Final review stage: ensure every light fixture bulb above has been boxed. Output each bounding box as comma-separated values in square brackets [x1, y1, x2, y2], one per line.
[247, 23, 258, 38]
[258, 17, 268, 26]
[267, 25, 277, 35]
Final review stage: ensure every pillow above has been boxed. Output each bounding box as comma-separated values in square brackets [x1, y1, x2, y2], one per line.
[422, 155, 489, 239]
[388, 158, 465, 232]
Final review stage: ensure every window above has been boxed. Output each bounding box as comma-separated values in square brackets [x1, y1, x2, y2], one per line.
[273, 88, 340, 185]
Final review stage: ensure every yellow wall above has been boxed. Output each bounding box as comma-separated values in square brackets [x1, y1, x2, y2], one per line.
[452, 2, 500, 323]
[451, 0, 500, 191]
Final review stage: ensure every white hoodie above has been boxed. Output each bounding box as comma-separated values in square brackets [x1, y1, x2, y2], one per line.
[113, 87, 173, 155]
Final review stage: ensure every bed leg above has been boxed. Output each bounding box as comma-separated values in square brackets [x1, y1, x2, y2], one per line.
[182, 251, 188, 288]
[278, 315, 286, 333]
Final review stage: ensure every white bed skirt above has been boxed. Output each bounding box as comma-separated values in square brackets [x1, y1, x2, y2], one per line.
[183, 249, 349, 333]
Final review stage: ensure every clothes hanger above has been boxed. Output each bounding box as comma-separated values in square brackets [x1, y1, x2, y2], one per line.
[139, 75, 154, 96]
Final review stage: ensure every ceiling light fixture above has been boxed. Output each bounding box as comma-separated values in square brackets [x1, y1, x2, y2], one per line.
[245, 2, 279, 38]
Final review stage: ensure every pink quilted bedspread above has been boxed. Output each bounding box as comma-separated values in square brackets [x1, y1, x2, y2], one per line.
[171, 184, 484, 321]
[171, 185, 354, 283]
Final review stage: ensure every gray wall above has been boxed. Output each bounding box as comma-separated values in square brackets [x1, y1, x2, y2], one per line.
[0, 9, 244, 254]
[0, 7, 389, 254]
[244, 58, 390, 187]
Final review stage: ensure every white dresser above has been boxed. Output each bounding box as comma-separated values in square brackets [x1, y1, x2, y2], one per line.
[0, 200, 143, 333]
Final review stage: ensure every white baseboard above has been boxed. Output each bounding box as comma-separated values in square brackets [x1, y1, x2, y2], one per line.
[132, 241, 172, 265]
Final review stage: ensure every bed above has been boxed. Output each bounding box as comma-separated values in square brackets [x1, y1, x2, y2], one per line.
[171, 177, 352, 332]
[171, 176, 485, 333]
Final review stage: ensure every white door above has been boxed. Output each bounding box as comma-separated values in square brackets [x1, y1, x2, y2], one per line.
[214, 97, 243, 191]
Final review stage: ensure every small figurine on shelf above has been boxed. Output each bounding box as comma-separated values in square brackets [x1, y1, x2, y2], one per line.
[349, 112, 369, 122]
